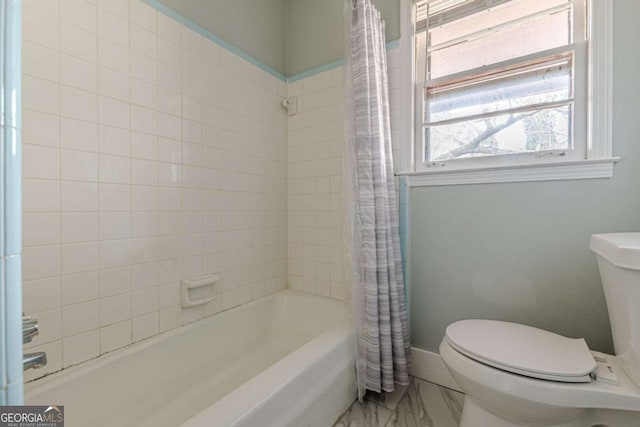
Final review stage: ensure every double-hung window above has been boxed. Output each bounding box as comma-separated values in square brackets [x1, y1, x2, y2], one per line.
[408, 0, 615, 185]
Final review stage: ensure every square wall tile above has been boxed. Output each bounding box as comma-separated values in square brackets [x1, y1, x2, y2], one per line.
[63, 330, 99, 367]
[62, 300, 99, 337]
[60, 54, 98, 93]
[23, 213, 60, 247]
[60, 85, 98, 122]
[23, 277, 62, 314]
[61, 242, 99, 275]
[23, 41, 59, 82]
[23, 6, 59, 50]
[62, 271, 100, 306]
[132, 312, 158, 341]
[61, 118, 98, 152]
[97, 8, 129, 47]
[100, 320, 132, 353]
[60, 23, 97, 63]
[23, 245, 61, 281]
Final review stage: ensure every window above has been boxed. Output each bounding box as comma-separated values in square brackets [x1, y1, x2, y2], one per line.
[404, 0, 615, 185]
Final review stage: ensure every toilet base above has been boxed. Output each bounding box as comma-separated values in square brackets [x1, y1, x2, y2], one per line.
[460, 398, 584, 427]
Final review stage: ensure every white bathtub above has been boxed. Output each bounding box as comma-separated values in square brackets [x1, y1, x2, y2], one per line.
[25, 291, 356, 427]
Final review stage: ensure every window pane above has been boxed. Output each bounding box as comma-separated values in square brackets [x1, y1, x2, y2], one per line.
[426, 105, 571, 161]
[429, 7, 571, 78]
[426, 54, 573, 123]
[429, 0, 571, 47]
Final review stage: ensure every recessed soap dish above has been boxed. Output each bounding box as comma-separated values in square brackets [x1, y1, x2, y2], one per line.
[181, 275, 219, 308]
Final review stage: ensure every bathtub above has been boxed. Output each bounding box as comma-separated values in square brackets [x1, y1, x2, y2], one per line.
[25, 290, 356, 427]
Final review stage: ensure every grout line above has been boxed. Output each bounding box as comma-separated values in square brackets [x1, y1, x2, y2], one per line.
[57, 0, 64, 370]
[95, 0, 103, 357]
[123, 0, 133, 347]
[154, 1, 163, 334]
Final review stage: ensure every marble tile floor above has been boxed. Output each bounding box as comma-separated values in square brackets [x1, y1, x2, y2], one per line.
[333, 377, 464, 427]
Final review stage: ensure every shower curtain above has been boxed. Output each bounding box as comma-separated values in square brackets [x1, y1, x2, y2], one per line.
[344, 0, 411, 400]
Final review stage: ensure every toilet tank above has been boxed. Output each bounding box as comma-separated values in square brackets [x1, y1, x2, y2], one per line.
[590, 233, 640, 387]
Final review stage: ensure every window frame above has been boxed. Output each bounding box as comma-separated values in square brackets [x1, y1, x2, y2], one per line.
[397, 0, 617, 186]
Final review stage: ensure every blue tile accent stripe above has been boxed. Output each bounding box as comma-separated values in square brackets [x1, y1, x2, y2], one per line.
[398, 176, 410, 319]
[143, 0, 288, 82]
[287, 40, 400, 83]
[386, 39, 400, 50]
[286, 58, 346, 83]
[0, 0, 24, 405]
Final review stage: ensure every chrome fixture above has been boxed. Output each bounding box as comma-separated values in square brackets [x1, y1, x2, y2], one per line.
[23, 352, 47, 371]
[23, 315, 39, 344]
[23, 314, 47, 371]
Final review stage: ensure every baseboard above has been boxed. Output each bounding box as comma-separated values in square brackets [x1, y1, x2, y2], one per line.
[410, 347, 463, 392]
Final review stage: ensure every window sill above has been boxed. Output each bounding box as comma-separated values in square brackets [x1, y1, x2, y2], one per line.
[398, 158, 620, 187]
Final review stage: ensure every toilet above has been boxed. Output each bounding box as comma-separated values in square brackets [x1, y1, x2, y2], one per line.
[440, 233, 640, 427]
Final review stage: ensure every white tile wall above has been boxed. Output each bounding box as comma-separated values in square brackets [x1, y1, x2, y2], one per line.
[286, 48, 402, 301]
[287, 69, 345, 300]
[22, 0, 287, 380]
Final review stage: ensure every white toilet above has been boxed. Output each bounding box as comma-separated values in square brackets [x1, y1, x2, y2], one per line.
[440, 233, 640, 427]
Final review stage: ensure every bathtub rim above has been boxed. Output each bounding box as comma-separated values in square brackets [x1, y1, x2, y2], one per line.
[25, 290, 347, 398]
[180, 325, 355, 427]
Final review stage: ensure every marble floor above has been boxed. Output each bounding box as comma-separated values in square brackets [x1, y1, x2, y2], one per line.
[333, 377, 464, 427]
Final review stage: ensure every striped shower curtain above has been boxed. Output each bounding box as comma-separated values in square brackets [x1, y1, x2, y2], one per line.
[344, 0, 411, 399]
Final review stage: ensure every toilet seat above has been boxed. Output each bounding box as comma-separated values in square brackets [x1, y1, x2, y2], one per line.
[445, 320, 597, 383]
[440, 338, 640, 412]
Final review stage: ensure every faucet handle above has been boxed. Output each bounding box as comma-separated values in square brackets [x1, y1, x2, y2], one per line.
[23, 316, 39, 344]
[23, 317, 37, 327]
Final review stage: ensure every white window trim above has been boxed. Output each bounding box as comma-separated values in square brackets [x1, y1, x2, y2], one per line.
[397, 0, 618, 187]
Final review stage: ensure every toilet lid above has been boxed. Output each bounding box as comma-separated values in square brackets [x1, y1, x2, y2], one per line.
[445, 320, 596, 383]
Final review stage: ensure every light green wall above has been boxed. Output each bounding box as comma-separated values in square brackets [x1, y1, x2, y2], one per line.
[156, 0, 400, 77]
[286, 0, 400, 76]
[410, 0, 640, 355]
[157, 0, 287, 74]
